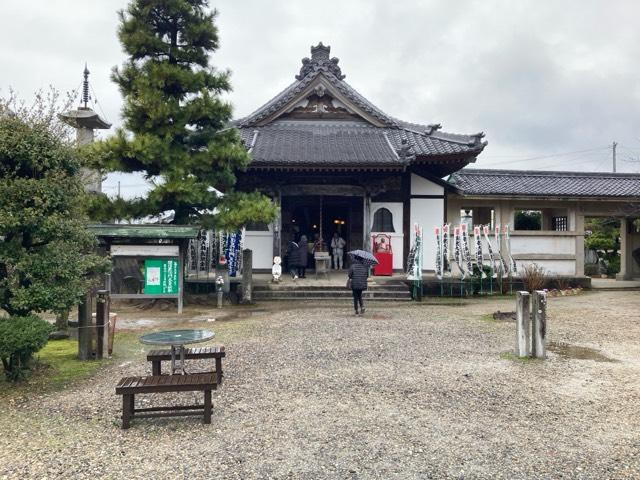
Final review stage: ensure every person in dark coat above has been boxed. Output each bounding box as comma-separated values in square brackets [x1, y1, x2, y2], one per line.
[348, 258, 369, 314]
[286, 240, 300, 279]
[297, 235, 308, 278]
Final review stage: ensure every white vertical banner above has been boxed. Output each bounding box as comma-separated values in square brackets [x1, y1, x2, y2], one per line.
[442, 224, 450, 277]
[435, 226, 443, 279]
[504, 224, 517, 275]
[474, 226, 487, 278]
[483, 225, 497, 278]
[461, 223, 473, 277]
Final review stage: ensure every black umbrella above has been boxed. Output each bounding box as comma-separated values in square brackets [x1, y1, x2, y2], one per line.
[347, 249, 379, 266]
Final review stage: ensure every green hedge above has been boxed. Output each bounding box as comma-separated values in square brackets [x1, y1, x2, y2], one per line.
[0, 315, 53, 381]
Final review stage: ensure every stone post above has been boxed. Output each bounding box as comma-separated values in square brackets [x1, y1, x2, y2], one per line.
[516, 291, 531, 357]
[616, 218, 631, 280]
[242, 249, 253, 304]
[532, 290, 547, 359]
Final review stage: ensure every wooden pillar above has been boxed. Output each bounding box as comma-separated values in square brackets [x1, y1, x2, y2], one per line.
[241, 249, 253, 304]
[516, 291, 531, 357]
[532, 290, 547, 359]
[95, 290, 109, 360]
[77, 294, 92, 360]
[363, 192, 372, 252]
[178, 241, 187, 314]
[402, 173, 411, 271]
[273, 190, 282, 259]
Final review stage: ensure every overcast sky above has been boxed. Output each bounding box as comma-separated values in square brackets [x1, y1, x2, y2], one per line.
[1, 0, 639, 197]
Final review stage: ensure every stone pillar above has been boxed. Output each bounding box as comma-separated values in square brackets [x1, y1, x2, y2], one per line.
[242, 249, 253, 304]
[516, 291, 531, 357]
[575, 213, 585, 276]
[532, 290, 547, 359]
[616, 218, 631, 281]
[363, 192, 372, 252]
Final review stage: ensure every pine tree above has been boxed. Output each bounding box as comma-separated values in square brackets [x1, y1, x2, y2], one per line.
[91, 0, 274, 227]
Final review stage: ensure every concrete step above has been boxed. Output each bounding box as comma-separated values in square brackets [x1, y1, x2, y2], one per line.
[254, 283, 409, 292]
[254, 289, 412, 301]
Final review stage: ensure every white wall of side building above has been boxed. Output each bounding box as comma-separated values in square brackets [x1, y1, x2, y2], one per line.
[244, 226, 274, 270]
[370, 201, 404, 270]
[410, 173, 445, 271]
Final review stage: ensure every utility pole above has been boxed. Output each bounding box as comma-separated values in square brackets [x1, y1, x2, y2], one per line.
[612, 141, 617, 173]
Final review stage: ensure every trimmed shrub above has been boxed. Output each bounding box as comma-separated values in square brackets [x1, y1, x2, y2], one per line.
[0, 315, 53, 381]
[520, 263, 548, 293]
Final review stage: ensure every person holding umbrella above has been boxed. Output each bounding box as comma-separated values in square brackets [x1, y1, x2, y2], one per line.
[347, 250, 378, 315]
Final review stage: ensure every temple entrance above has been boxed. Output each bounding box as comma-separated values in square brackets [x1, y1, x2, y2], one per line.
[281, 195, 363, 269]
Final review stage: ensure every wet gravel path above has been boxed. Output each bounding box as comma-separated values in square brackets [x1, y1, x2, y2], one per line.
[1, 291, 639, 479]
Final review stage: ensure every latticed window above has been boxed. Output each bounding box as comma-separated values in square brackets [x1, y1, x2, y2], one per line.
[552, 216, 568, 231]
[372, 208, 395, 232]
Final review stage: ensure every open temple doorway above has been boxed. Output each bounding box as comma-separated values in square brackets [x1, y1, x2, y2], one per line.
[281, 195, 363, 270]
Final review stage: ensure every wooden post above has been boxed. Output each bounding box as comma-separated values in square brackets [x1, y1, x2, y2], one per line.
[363, 192, 372, 252]
[273, 190, 282, 259]
[532, 290, 547, 359]
[242, 249, 253, 304]
[516, 291, 531, 357]
[95, 290, 109, 359]
[178, 242, 185, 314]
[77, 294, 92, 360]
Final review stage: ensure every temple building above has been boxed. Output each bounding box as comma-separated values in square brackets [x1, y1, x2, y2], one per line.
[236, 43, 640, 280]
[236, 43, 486, 271]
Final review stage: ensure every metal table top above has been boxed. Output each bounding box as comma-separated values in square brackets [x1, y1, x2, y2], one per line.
[139, 329, 215, 346]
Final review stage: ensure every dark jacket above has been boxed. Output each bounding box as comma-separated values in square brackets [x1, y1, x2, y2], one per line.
[348, 262, 369, 290]
[287, 241, 300, 268]
[297, 236, 308, 268]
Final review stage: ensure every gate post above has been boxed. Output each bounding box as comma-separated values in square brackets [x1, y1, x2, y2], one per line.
[532, 290, 547, 359]
[516, 291, 531, 357]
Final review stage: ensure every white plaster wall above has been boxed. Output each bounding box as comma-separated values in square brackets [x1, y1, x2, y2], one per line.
[410, 198, 444, 270]
[510, 235, 576, 255]
[411, 174, 444, 196]
[516, 260, 575, 276]
[370, 202, 404, 270]
[244, 225, 274, 269]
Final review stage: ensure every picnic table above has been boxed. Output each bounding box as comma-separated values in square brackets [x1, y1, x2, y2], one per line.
[139, 329, 215, 375]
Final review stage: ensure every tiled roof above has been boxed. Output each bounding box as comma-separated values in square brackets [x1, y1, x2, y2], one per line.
[234, 44, 486, 169]
[240, 120, 402, 168]
[449, 169, 640, 198]
[239, 120, 483, 168]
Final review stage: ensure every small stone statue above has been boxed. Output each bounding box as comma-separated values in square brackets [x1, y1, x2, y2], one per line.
[272, 256, 282, 283]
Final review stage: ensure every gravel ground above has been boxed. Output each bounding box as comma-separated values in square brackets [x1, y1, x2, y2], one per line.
[1, 291, 639, 479]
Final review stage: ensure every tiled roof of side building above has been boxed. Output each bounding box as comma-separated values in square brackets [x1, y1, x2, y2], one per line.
[449, 169, 640, 198]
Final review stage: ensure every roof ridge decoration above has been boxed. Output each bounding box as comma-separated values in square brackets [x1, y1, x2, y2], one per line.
[296, 42, 346, 80]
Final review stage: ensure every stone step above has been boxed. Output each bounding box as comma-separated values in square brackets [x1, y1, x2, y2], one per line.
[253, 296, 412, 302]
[254, 290, 412, 301]
[254, 283, 408, 292]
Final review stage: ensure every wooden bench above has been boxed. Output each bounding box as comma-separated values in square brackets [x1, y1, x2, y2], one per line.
[115, 373, 216, 429]
[147, 346, 225, 383]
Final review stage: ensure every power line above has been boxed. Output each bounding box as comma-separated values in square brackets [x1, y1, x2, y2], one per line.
[482, 146, 610, 166]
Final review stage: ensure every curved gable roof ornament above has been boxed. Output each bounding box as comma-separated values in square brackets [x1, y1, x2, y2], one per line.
[296, 42, 346, 81]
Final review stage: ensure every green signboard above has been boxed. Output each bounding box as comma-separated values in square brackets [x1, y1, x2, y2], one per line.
[144, 258, 179, 295]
